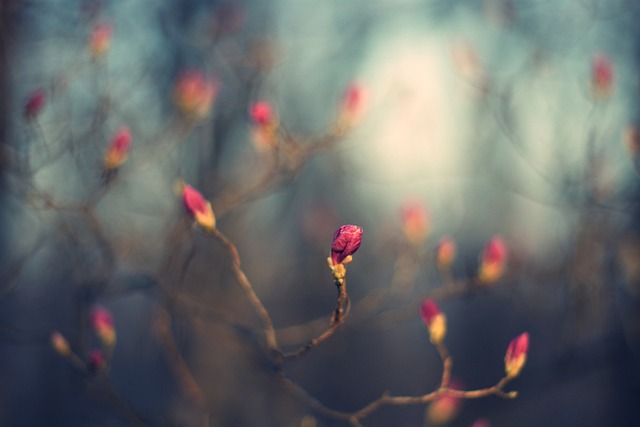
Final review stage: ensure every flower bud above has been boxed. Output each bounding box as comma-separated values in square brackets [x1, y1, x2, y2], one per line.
[504, 332, 529, 379]
[330, 225, 363, 266]
[401, 201, 429, 245]
[25, 89, 46, 119]
[471, 418, 491, 427]
[420, 298, 447, 344]
[426, 381, 463, 425]
[591, 54, 614, 100]
[104, 126, 132, 170]
[51, 331, 71, 357]
[89, 22, 113, 59]
[174, 71, 219, 119]
[338, 82, 366, 129]
[88, 349, 106, 373]
[90, 305, 116, 347]
[182, 184, 216, 231]
[250, 101, 278, 150]
[436, 237, 456, 270]
[477, 236, 507, 284]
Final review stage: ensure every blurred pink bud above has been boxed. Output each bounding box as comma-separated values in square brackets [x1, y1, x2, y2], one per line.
[250, 101, 276, 126]
[624, 126, 640, 156]
[104, 126, 132, 170]
[420, 298, 447, 344]
[88, 349, 105, 372]
[331, 224, 363, 266]
[25, 89, 46, 119]
[401, 201, 429, 245]
[51, 331, 71, 356]
[338, 82, 367, 129]
[89, 22, 113, 58]
[436, 237, 457, 269]
[471, 418, 491, 427]
[426, 381, 463, 425]
[182, 184, 216, 231]
[90, 305, 116, 347]
[174, 71, 219, 118]
[504, 332, 529, 378]
[591, 54, 614, 99]
[478, 236, 507, 284]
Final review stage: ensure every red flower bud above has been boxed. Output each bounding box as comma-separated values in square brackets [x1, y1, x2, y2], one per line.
[478, 235, 507, 284]
[174, 71, 219, 118]
[591, 54, 614, 99]
[436, 237, 456, 269]
[401, 201, 429, 245]
[420, 298, 447, 344]
[250, 101, 276, 126]
[88, 349, 106, 372]
[182, 184, 216, 230]
[25, 89, 46, 119]
[504, 332, 529, 378]
[89, 22, 113, 59]
[104, 126, 132, 170]
[90, 305, 116, 347]
[330, 224, 363, 266]
[338, 82, 367, 128]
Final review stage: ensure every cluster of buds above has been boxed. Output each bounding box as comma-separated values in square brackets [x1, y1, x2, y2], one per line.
[337, 82, 366, 132]
[435, 237, 457, 270]
[327, 224, 363, 284]
[400, 201, 429, 246]
[89, 22, 113, 59]
[91, 305, 116, 347]
[504, 332, 529, 379]
[103, 126, 132, 170]
[420, 298, 447, 345]
[249, 101, 279, 150]
[174, 70, 219, 119]
[25, 89, 46, 120]
[182, 183, 216, 231]
[591, 53, 614, 100]
[477, 236, 507, 284]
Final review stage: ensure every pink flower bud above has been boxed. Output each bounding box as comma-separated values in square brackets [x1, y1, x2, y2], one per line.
[624, 126, 640, 156]
[478, 236, 507, 284]
[25, 89, 46, 119]
[174, 71, 219, 118]
[250, 101, 276, 126]
[330, 224, 363, 266]
[591, 54, 614, 99]
[401, 201, 429, 245]
[104, 126, 132, 170]
[338, 82, 367, 128]
[504, 332, 529, 378]
[436, 237, 456, 269]
[471, 419, 491, 427]
[88, 349, 106, 372]
[90, 306, 116, 347]
[89, 22, 113, 59]
[420, 299, 447, 344]
[51, 331, 71, 356]
[182, 184, 216, 231]
[426, 380, 463, 425]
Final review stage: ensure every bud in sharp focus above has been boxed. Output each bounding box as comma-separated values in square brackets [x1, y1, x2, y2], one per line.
[174, 70, 219, 119]
[90, 305, 116, 347]
[51, 331, 71, 357]
[330, 225, 363, 266]
[504, 332, 529, 379]
[89, 22, 113, 59]
[591, 53, 614, 100]
[250, 101, 278, 150]
[401, 201, 429, 245]
[338, 82, 366, 130]
[477, 235, 507, 284]
[104, 126, 132, 170]
[25, 89, 46, 119]
[420, 298, 447, 344]
[182, 184, 216, 231]
[436, 237, 456, 270]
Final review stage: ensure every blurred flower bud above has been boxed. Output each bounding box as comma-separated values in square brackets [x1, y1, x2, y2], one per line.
[591, 54, 614, 100]
[182, 184, 216, 231]
[426, 381, 463, 425]
[338, 82, 367, 130]
[174, 71, 219, 119]
[477, 236, 507, 284]
[504, 332, 529, 379]
[471, 418, 491, 427]
[89, 22, 113, 59]
[420, 299, 447, 345]
[90, 305, 116, 347]
[436, 237, 456, 270]
[624, 126, 640, 157]
[330, 225, 363, 266]
[51, 331, 71, 357]
[104, 126, 132, 170]
[88, 349, 106, 373]
[250, 101, 279, 150]
[25, 89, 46, 119]
[401, 201, 429, 245]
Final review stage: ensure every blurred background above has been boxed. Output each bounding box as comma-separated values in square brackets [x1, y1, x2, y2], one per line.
[1, 0, 640, 426]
